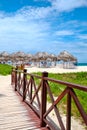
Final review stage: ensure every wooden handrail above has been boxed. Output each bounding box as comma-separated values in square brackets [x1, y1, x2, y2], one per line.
[11, 67, 87, 130]
[43, 77, 87, 91]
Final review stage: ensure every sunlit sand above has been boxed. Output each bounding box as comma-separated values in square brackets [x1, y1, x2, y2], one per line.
[25, 65, 87, 73]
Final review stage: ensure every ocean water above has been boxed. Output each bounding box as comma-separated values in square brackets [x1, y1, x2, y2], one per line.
[77, 63, 87, 66]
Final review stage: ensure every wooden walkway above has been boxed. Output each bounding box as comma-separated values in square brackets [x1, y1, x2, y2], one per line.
[0, 75, 48, 130]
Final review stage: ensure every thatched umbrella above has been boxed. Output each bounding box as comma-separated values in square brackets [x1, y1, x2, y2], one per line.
[58, 50, 77, 61]
[0, 57, 4, 63]
[10, 52, 16, 63]
[10, 51, 26, 65]
[10, 53, 20, 65]
[0, 51, 10, 63]
[14, 51, 25, 58]
[23, 53, 33, 67]
[14, 51, 25, 63]
[25, 53, 33, 62]
[35, 52, 50, 61]
[49, 54, 56, 61]
[48, 54, 57, 66]
[58, 50, 77, 68]
[33, 52, 50, 67]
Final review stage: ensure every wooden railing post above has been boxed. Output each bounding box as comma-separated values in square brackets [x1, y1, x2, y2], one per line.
[66, 87, 71, 130]
[17, 70, 21, 91]
[15, 67, 18, 91]
[23, 69, 27, 101]
[11, 67, 14, 85]
[40, 71, 48, 127]
[30, 76, 33, 101]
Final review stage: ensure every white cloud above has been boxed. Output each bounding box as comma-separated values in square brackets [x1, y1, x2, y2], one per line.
[78, 34, 87, 40]
[50, 0, 87, 12]
[55, 30, 74, 36]
[0, 10, 51, 52]
[17, 6, 52, 19]
[34, 0, 87, 13]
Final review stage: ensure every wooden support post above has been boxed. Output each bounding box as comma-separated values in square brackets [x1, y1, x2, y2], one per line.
[15, 67, 18, 91]
[40, 72, 48, 127]
[18, 71, 21, 89]
[30, 76, 33, 101]
[23, 69, 27, 101]
[66, 87, 71, 130]
[11, 67, 14, 85]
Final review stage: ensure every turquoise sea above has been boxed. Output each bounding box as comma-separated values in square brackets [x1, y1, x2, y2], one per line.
[77, 63, 87, 66]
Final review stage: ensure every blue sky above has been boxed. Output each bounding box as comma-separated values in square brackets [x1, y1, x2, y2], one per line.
[0, 0, 87, 63]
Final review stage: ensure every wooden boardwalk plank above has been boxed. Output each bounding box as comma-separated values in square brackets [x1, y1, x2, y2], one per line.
[0, 76, 48, 130]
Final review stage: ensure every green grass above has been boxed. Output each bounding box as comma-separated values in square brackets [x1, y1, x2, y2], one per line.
[33, 72, 87, 118]
[0, 64, 12, 75]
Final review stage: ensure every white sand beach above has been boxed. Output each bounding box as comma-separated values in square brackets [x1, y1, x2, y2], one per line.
[25, 65, 87, 73]
[0, 75, 86, 130]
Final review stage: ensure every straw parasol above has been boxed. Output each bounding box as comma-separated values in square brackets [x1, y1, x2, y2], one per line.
[9, 51, 26, 65]
[35, 52, 50, 61]
[48, 53, 57, 66]
[33, 52, 50, 67]
[58, 50, 77, 68]
[58, 50, 77, 61]
[25, 53, 33, 62]
[0, 51, 10, 62]
[14, 51, 25, 62]
[49, 53, 57, 61]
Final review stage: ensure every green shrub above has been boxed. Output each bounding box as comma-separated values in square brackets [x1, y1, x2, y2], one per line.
[0, 64, 12, 75]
